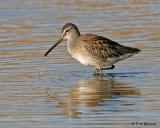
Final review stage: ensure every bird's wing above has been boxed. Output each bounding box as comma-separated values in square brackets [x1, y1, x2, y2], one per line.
[81, 34, 139, 62]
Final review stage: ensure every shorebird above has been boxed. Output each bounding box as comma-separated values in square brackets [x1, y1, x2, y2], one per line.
[44, 23, 140, 76]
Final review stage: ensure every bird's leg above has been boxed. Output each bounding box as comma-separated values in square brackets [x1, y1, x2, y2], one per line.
[93, 65, 115, 76]
[99, 67, 103, 74]
[93, 68, 99, 76]
[93, 67, 103, 76]
[101, 65, 115, 70]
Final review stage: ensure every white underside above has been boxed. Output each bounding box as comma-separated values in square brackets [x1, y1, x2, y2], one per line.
[67, 43, 97, 66]
[68, 44, 136, 67]
[73, 54, 96, 66]
[72, 52, 135, 67]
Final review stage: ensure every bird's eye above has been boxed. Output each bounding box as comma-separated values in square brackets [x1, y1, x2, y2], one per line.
[65, 29, 70, 33]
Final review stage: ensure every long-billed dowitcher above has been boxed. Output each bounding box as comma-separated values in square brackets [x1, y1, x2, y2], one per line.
[44, 23, 140, 76]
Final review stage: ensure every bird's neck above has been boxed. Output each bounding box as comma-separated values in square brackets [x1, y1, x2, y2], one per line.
[67, 32, 80, 45]
[67, 35, 80, 55]
[69, 31, 80, 41]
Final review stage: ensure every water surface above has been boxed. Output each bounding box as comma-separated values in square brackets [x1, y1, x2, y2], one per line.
[0, 0, 160, 128]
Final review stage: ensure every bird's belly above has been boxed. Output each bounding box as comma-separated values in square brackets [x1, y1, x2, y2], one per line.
[72, 53, 96, 66]
[67, 46, 96, 66]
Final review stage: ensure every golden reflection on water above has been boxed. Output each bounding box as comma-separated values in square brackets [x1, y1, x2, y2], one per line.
[57, 79, 140, 116]
[0, 0, 160, 127]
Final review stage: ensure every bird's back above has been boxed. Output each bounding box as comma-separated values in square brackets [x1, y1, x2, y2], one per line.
[78, 34, 140, 65]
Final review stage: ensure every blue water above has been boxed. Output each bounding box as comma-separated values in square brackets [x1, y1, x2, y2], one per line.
[0, 0, 160, 128]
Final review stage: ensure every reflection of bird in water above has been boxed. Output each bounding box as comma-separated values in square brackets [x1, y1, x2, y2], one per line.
[57, 79, 141, 116]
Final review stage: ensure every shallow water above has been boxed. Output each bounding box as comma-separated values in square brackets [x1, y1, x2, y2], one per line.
[0, 0, 160, 128]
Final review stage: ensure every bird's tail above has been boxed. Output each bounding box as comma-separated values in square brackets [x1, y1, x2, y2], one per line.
[120, 46, 141, 55]
[112, 46, 141, 63]
[130, 47, 141, 54]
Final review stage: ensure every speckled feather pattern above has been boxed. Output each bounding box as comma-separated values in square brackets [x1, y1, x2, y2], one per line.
[45, 23, 140, 73]
[79, 34, 140, 64]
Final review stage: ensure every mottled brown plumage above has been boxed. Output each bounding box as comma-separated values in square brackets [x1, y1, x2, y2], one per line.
[44, 23, 140, 76]
[80, 34, 140, 64]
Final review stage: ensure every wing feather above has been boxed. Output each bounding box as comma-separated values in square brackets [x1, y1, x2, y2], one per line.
[80, 34, 140, 63]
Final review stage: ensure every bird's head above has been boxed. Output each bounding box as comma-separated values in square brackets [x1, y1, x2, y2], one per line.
[44, 23, 80, 56]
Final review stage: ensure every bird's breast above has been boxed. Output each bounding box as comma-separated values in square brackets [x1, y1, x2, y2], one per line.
[67, 41, 97, 66]
[73, 53, 95, 66]
[67, 46, 95, 66]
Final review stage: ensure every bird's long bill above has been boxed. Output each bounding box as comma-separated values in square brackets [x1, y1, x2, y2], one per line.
[44, 38, 63, 56]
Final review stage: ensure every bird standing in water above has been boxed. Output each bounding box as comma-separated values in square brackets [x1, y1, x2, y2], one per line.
[44, 23, 140, 76]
